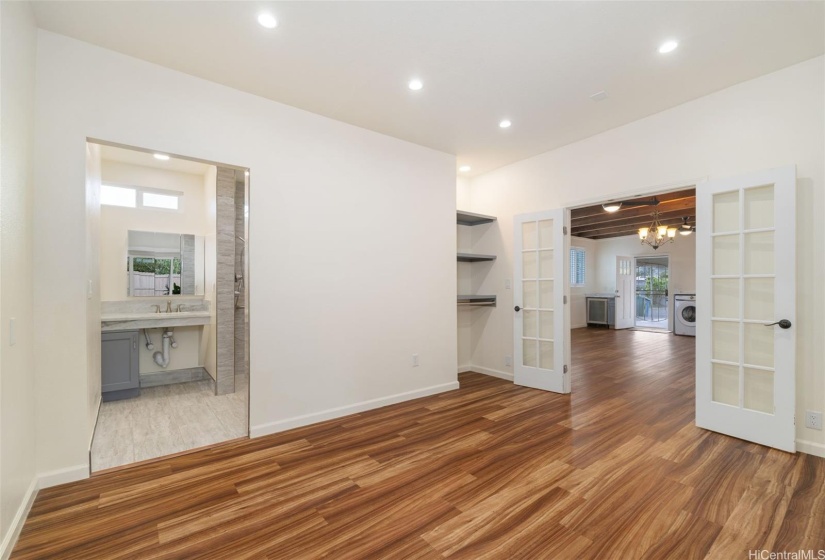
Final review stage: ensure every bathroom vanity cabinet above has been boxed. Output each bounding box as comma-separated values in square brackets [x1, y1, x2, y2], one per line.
[101, 330, 140, 401]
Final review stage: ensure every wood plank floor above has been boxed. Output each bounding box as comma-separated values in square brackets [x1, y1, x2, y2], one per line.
[12, 329, 825, 559]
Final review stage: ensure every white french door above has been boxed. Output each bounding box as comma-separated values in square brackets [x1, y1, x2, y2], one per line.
[696, 166, 796, 452]
[513, 209, 569, 393]
[615, 256, 634, 329]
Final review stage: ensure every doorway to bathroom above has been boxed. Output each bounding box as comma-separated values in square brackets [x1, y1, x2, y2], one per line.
[88, 141, 250, 473]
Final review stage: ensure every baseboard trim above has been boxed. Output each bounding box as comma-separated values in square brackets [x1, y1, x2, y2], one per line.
[457, 365, 472, 373]
[797, 438, 825, 458]
[469, 366, 515, 382]
[37, 464, 89, 489]
[0, 478, 37, 560]
[250, 381, 460, 438]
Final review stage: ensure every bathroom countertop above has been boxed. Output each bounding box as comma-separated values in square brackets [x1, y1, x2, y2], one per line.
[101, 311, 212, 332]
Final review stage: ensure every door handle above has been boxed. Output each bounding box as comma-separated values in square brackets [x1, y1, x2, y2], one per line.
[765, 319, 792, 329]
[514, 306, 521, 312]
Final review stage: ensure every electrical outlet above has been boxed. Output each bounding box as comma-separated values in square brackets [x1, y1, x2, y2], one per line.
[412, 354, 419, 367]
[806, 410, 823, 430]
[504, 355, 512, 367]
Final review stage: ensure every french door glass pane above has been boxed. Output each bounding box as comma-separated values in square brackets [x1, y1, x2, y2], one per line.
[523, 339, 537, 367]
[523, 281, 537, 309]
[744, 278, 774, 321]
[713, 191, 739, 233]
[744, 323, 774, 368]
[523, 310, 537, 338]
[538, 220, 554, 249]
[539, 280, 554, 308]
[744, 231, 774, 274]
[538, 250, 553, 278]
[712, 279, 739, 318]
[712, 363, 739, 406]
[539, 341, 554, 369]
[713, 235, 739, 275]
[744, 185, 774, 230]
[522, 222, 537, 251]
[712, 321, 739, 363]
[539, 311, 554, 340]
[744, 368, 773, 413]
[523, 252, 538, 279]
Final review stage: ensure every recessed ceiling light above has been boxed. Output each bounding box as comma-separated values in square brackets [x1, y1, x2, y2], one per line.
[408, 79, 423, 91]
[658, 40, 678, 54]
[257, 13, 278, 29]
[602, 202, 622, 213]
[153, 154, 170, 161]
[499, 120, 512, 129]
[590, 91, 608, 102]
[244, 170, 250, 177]
[459, 165, 471, 173]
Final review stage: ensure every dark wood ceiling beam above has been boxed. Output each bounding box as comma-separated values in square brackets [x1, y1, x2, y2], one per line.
[571, 198, 695, 227]
[571, 188, 696, 219]
[572, 209, 695, 235]
[573, 218, 695, 239]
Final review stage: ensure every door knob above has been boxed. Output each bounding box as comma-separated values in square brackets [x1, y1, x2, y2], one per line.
[765, 319, 792, 329]
[514, 306, 521, 312]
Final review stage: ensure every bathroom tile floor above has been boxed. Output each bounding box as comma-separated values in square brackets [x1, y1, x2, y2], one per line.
[91, 375, 248, 472]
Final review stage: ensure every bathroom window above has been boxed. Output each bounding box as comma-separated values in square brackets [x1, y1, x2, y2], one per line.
[101, 184, 182, 211]
[142, 191, 179, 210]
[101, 184, 137, 208]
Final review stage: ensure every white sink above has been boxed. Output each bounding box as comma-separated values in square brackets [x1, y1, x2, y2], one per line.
[101, 311, 211, 332]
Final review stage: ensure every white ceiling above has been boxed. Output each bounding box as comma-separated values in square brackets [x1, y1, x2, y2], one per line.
[35, 1, 825, 176]
[99, 144, 213, 176]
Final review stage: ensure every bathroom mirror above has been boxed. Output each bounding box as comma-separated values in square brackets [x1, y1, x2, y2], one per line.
[127, 230, 205, 297]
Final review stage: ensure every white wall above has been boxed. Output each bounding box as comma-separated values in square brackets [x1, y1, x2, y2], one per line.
[0, 1, 38, 556]
[466, 56, 825, 455]
[32, 31, 457, 477]
[99, 160, 211, 301]
[569, 236, 599, 328]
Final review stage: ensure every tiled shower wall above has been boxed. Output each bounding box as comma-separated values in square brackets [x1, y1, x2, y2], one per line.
[216, 167, 237, 395]
[215, 167, 248, 395]
[234, 176, 248, 381]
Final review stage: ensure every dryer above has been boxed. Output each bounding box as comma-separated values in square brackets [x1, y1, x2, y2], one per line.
[674, 294, 696, 336]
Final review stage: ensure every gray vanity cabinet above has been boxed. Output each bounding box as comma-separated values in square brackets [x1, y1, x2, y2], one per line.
[101, 330, 140, 401]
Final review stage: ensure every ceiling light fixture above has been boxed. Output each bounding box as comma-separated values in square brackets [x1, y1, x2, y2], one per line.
[499, 120, 512, 129]
[153, 154, 170, 161]
[602, 202, 622, 213]
[257, 13, 278, 29]
[459, 165, 471, 173]
[639, 210, 678, 250]
[679, 216, 694, 235]
[658, 40, 678, 54]
[408, 79, 423, 91]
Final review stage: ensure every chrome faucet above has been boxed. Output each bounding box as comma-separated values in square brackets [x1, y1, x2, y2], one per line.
[166, 300, 172, 313]
[176, 304, 184, 313]
[151, 304, 161, 314]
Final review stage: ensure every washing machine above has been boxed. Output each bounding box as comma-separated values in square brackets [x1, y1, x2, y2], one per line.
[674, 294, 696, 336]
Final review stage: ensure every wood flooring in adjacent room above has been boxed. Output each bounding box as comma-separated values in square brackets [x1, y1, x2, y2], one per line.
[11, 329, 825, 559]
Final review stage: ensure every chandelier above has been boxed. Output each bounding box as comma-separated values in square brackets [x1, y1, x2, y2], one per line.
[639, 210, 677, 250]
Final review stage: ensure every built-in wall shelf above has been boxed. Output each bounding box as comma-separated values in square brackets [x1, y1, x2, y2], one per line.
[458, 295, 497, 307]
[457, 252, 497, 262]
[456, 210, 496, 226]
